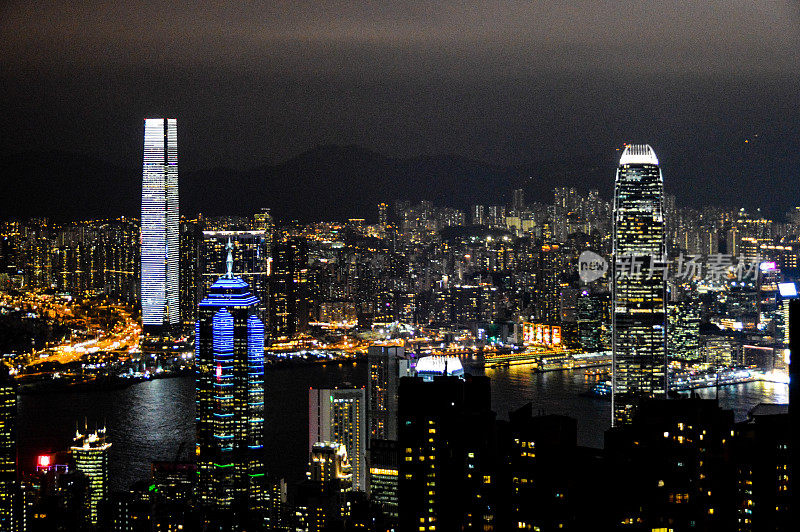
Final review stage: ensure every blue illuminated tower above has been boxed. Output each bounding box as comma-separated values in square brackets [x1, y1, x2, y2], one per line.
[196, 242, 266, 527]
[141, 118, 179, 337]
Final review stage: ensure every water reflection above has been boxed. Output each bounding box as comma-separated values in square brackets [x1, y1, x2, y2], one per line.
[17, 362, 787, 490]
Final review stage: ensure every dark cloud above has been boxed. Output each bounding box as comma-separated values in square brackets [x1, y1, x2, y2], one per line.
[3, 1, 798, 73]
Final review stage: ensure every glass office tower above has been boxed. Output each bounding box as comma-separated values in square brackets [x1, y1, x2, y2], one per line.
[612, 144, 667, 426]
[141, 118, 179, 335]
[196, 244, 266, 527]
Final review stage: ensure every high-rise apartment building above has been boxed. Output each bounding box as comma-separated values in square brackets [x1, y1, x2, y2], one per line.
[486, 205, 506, 228]
[398, 375, 496, 532]
[577, 290, 610, 351]
[612, 144, 667, 426]
[668, 299, 701, 362]
[141, 118, 179, 337]
[71, 427, 111, 526]
[536, 243, 570, 323]
[377, 203, 388, 226]
[512, 188, 525, 216]
[101, 218, 140, 304]
[195, 244, 266, 527]
[470, 205, 485, 226]
[309, 388, 366, 492]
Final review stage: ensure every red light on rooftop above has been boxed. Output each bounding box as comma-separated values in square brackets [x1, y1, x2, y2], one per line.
[37, 455, 51, 468]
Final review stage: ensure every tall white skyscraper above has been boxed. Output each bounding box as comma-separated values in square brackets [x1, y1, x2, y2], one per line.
[612, 144, 667, 426]
[141, 118, 179, 334]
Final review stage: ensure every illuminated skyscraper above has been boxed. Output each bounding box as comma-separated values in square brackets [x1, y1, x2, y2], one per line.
[667, 299, 701, 362]
[398, 375, 495, 531]
[612, 144, 667, 426]
[196, 243, 265, 527]
[141, 118, 179, 336]
[71, 426, 111, 526]
[377, 203, 389, 228]
[309, 388, 366, 491]
[470, 205, 485, 226]
[0, 367, 17, 531]
[179, 219, 202, 326]
[367, 345, 411, 441]
[269, 238, 309, 342]
[512, 188, 525, 216]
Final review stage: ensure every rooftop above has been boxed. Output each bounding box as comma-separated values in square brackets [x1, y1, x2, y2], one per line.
[619, 144, 659, 166]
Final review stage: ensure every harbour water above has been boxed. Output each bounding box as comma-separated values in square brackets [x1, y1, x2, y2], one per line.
[17, 360, 788, 491]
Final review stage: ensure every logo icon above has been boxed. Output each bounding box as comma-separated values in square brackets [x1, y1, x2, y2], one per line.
[578, 251, 608, 283]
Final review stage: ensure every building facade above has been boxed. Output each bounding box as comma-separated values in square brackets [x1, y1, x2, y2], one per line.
[309, 388, 366, 492]
[366, 345, 410, 442]
[269, 238, 309, 342]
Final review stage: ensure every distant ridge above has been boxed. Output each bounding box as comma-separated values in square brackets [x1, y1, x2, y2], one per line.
[0, 146, 608, 222]
[1, 142, 794, 222]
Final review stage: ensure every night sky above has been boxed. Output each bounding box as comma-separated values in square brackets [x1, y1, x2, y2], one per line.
[2, 1, 800, 217]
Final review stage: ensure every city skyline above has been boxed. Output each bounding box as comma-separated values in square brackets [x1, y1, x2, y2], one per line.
[1, 2, 796, 530]
[1, 137, 795, 530]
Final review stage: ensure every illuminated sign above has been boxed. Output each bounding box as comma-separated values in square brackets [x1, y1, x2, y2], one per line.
[523, 323, 562, 346]
[523, 323, 535, 343]
[37, 455, 51, 468]
[779, 282, 798, 298]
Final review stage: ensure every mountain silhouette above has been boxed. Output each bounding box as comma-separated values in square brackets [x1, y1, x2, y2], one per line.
[1, 146, 612, 222]
[5, 142, 791, 223]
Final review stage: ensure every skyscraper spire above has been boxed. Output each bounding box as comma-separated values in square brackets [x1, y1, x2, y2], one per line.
[225, 238, 234, 278]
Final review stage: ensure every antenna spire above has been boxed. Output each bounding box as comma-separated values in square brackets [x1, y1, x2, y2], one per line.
[225, 238, 234, 278]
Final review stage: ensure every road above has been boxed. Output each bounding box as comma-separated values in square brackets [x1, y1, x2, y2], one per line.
[0, 291, 141, 369]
